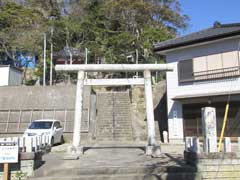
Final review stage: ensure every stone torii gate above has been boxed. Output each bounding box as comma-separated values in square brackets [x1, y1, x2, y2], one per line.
[55, 64, 173, 156]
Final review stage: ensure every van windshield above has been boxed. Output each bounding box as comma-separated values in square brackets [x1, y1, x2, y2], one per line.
[29, 121, 53, 129]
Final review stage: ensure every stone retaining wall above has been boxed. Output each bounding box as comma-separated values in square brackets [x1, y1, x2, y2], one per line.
[130, 81, 167, 142]
[184, 151, 240, 179]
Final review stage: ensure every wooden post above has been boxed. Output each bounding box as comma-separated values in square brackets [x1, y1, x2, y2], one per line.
[3, 163, 9, 180]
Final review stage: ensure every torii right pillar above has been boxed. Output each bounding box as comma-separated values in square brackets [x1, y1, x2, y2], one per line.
[144, 70, 161, 156]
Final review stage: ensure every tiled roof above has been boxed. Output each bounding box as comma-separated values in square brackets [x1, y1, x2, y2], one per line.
[53, 47, 85, 58]
[154, 22, 240, 52]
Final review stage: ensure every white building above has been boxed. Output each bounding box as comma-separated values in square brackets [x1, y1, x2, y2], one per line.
[0, 65, 22, 86]
[154, 23, 240, 143]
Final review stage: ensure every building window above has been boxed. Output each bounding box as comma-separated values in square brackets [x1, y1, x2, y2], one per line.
[178, 51, 240, 83]
[178, 59, 193, 82]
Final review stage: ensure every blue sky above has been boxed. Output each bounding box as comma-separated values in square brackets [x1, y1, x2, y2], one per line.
[179, 0, 240, 35]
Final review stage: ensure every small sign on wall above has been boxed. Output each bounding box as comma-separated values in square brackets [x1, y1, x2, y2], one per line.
[0, 141, 19, 163]
[173, 110, 179, 136]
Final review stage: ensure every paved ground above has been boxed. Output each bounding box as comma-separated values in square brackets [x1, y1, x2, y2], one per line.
[27, 141, 240, 180]
[40, 148, 185, 172]
[29, 144, 199, 180]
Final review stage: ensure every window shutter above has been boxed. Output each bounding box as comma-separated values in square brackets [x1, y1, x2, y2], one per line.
[222, 51, 239, 68]
[207, 54, 222, 70]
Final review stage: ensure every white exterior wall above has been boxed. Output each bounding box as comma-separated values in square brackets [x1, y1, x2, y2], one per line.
[0, 67, 10, 86]
[0, 67, 22, 86]
[166, 37, 240, 143]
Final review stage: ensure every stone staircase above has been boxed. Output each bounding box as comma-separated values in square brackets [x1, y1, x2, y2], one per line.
[96, 92, 133, 142]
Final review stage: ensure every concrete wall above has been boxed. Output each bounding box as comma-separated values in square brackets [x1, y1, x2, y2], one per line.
[0, 85, 77, 110]
[0, 85, 91, 140]
[165, 37, 240, 143]
[9, 67, 22, 86]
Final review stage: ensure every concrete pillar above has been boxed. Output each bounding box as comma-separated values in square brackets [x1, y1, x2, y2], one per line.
[72, 71, 85, 149]
[185, 136, 193, 151]
[25, 137, 33, 152]
[208, 137, 217, 152]
[201, 107, 217, 153]
[224, 137, 231, 153]
[163, 131, 168, 143]
[144, 70, 161, 156]
[19, 137, 25, 152]
[238, 137, 240, 153]
[193, 137, 200, 153]
[144, 70, 156, 146]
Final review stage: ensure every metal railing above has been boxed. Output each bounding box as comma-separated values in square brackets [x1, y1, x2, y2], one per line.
[179, 66, 240, 83]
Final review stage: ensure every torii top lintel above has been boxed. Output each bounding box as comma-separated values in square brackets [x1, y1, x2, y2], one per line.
[55, 64, 173, 72]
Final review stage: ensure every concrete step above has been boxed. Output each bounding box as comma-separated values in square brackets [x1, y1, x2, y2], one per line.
[97, 131, 132, 134]
[29, 159, 198, 180]
[113, 127, 132, 129]
[97, 138, 133, 141]
[97, 124, 132, 127]
[97, 130, 130, 133]
[97, 135, 133, 139]
[29, 173, 201, 180]
[40, 164, 197, 176]
[97, 124, 131, 127]
[97, 130, 132, 133]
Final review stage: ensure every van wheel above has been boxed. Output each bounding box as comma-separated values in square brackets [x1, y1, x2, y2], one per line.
[51, 137, 54, 146]
[60, 135, 64, 144]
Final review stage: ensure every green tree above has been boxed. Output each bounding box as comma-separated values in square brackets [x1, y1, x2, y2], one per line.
[0, 0, 188, 82]
[0, 2, 45, 62]
[55, 0, 188, 64]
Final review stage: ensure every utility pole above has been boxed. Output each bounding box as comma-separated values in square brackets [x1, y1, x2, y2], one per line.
[43, 33, 47, 86]
[135, 29, 140, 78]
[85, 48, 88, 78]
[136, 49, 139, 77]
[50, 27, 54, 86]
[155, 59, 158, 82]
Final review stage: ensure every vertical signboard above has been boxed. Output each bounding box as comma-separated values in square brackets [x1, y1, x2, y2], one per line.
[0, 143, 19, 163]
[0, 139, 19, 180]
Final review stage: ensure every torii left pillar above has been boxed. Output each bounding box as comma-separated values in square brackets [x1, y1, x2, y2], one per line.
[68, 71, 84, 155]
[144, 70, 161, 156]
